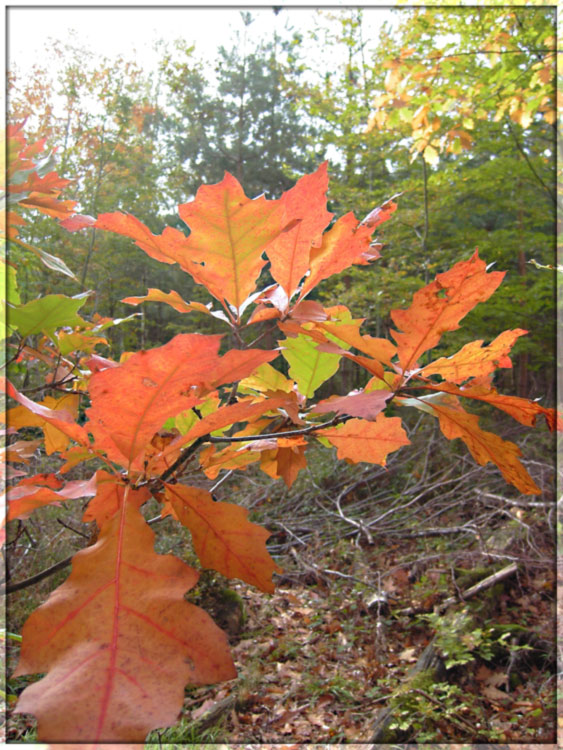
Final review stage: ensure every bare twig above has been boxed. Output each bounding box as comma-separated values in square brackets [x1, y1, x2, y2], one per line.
[3, 553, 75, 595]
[57, 518, 90, 539]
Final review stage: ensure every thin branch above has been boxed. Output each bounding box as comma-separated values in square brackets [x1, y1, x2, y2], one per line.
[56, 518, 90, 539]
[505, 116, 555, 202]
[156, 435, 207, 485]
[3, 553, 74, 595]
[208, 414, 345, 443]
[19, 374, 77, 394]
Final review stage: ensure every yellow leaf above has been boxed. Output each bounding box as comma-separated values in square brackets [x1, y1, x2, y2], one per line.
[423, 144, 439, 166]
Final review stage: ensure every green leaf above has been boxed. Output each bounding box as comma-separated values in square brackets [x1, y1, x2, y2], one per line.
[8, 294, 89, 339]
[1, 259, 20, 305]
[279, 333, 342, 398]
[239, 362, 294, 394]
[0, 259, 20, 341]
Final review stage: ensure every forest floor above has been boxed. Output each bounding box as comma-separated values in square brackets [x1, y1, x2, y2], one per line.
[5, 523, 557, 745]
[146, 535, 557, 746]
[4, 423, 558, 746]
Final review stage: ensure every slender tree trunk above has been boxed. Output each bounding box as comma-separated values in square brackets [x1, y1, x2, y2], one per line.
[80, 122, 107, 290]
[516, 196, 529, 397]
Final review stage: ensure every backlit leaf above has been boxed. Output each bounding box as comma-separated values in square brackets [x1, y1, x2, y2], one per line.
[239, 362, 295, 394]
[95, 213, 208, 287]
[266, 162, 333, 301]
[299, 213, 377, 299]
[178, 172, 285, 312]
[390, 251, 505, 372]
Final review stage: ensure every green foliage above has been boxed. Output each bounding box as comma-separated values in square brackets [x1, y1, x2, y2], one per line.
[419, 610, 531, 669]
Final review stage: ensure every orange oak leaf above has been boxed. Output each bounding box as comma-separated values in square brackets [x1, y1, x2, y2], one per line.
[85, 334, 278, 470]
[272, 441, 308, 488]
[199, 443, 261, 479]
[314, 389, 393, 421]
[94, 213, 207, 286]
[421, 329, 528, 383]
[265, 162, 333, 302]
[420, 380, 563, 432]
[16, 472, 63, 489]
[178, 172, 285, 312]
[121, 288, 214, 316]
[18, 193, 77, 219]
[6, 473, 98, 521]
[299, 213, 377, 299]
[422, 397, 540, 494]
[164, 484, 282, 592]
[81, 471, 150, 527]
[4, 393, 80, 454]
[322, 414, 410, 465]
[1, 379, 89, 448]
[317, 320, 397, 366]
[13, 485, 236, 742]
[390, 251, 505, 373]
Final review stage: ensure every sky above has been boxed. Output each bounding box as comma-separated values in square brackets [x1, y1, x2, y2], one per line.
[7, 6, 396, 79]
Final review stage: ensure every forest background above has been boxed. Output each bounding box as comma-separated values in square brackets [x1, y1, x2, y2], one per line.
[7, 4, 556, 397]
[5, 4, 559, 744]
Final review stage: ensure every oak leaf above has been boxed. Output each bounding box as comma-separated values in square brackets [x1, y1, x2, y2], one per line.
[322, 415, 410, 465]
[390, 251, 505, 372]
[6, 473, 98, 522]
[299, 213, 377, 299]
[164, 484, 282, 592]
[81, 471, 150, 527]
[199, 444, 260, 479]
[420, 379, 563, 432]
[13, 485, 236, 742]
[279, 333, 342, 398]
[257, 435, 308, 487]
[95, 212, 206, 282]
[2, 379, 89, 448]
[423, 397, 540, 494]
[4, 393, 80, 454]
[178, 172, 285, 312]
[121, 287, 215, 316]
[148, 395, 288, 473]
[314, 389, 393, 421]
[265, 162, 333, 302]
[85, 334, 278, 470]
[421, 328, 527, 383]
